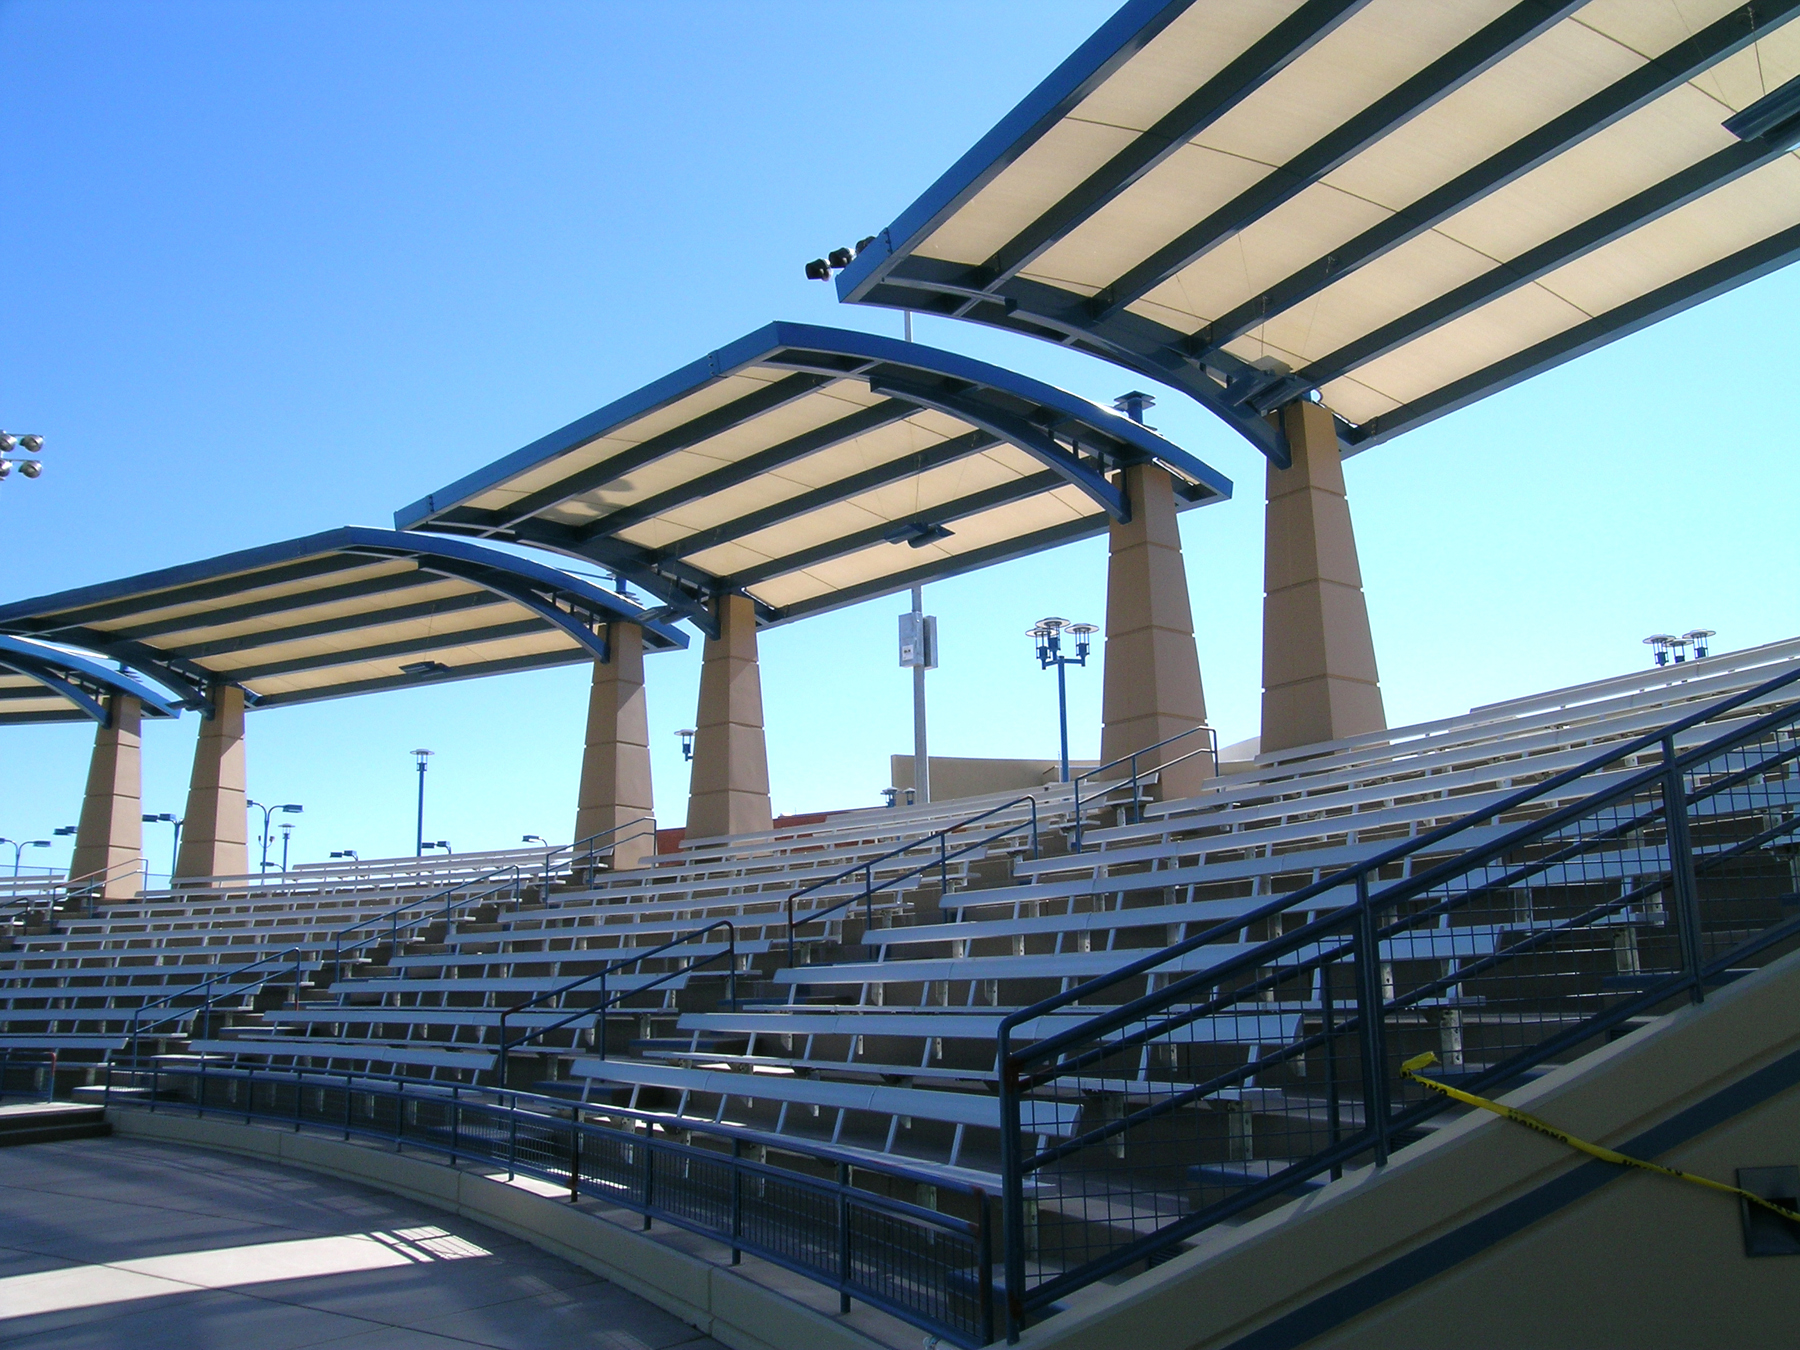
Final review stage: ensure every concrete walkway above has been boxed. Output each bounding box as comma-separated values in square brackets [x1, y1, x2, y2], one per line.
[0, 1135, 724, 1349]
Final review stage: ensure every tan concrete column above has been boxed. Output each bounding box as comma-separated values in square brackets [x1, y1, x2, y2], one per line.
[573, 622, 654, 870]
[1261, 400, 1385, 754]
[1101, 463, 1213, 798]
[685, 593, 771, 841]
[69, 693, 144, 902]
[175, 683, 248, 882]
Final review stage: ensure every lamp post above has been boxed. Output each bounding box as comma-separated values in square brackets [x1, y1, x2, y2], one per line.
[424, 839, 451, 856]
[0, 838, 50, 878]
[141, 813, 182, 883]
[676, 729, 696, 763]
[279, 821, 295, 875]
[329, 849, 359, 863]
[1030, 617, 1098, 784]
[412, 749, 434, 856]
[246, 799, 303, 872]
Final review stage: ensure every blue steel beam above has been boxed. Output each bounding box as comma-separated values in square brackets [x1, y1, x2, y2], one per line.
[0, 635, 184, 724]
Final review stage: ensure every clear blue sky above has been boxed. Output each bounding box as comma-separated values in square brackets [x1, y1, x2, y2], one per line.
[3, 1, 1796, 878]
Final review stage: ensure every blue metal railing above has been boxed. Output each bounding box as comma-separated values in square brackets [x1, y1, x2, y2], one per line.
[784, 793, 1042, 965]
[994, 665, 1800, 1338]
[495, 919, 739, 1084]
[1069, 723, 1219, 851]
[110, 1061, 996, 1348]
[121, 944, 307, 1064]
[330, 863, 522, 976]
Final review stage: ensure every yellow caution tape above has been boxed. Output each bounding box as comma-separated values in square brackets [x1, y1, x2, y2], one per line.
[1399, 1051, 1800, 1225]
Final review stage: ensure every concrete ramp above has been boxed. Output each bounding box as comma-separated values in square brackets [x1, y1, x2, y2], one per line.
[1024, 946, 1800, 1350]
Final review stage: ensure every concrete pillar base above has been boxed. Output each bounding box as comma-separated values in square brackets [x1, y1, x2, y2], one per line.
[1101, 463, 1212, 801]
[685, 594, 771, 841]
[69, 694, 144, 902]
[177, 684, 248, 882]
[1261, 401, 1385, 754]
[573, 623, 654, 871]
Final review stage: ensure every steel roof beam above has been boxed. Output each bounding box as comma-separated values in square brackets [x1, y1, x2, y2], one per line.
[1093, 0, 1582, 321]
[962, 0, 1369, 309]
[1296, 136, 1793, 392]
[485, 371, 832, 532]
[0, 659, 107, 724]
[1352, 221, 1800, 447]
[661, 431, 999, 561]
[171, 592, 508, 661]
[246, 649, 589, 709]
[724, 472, 1065, 590]
[569, 399, 918, 544]
[19, 554, 374, 633]
[105, 571, 434, 642]
[216, 619, 550, 683]
[868, 374, 1125, 519]
[1197, 2, 1800, 355]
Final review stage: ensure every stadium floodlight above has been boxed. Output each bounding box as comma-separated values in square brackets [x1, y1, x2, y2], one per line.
[1683, 629, 1716, 660]
[18, 461, 40, 478]
[1031, 615, 1097, 784]
[677, 728, 697, 762]
[17, 435, 42, 453]
[53, 825, 76, 837]
[827, 246, 855, 269]
[0, 431, 46, 488]
[803, 258, 831, 281]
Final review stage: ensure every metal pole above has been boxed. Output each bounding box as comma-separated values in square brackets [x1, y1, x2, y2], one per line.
[1352, 874, 1391, 1166]
[911, 584, 930, 805]
[1661, 735, 1707, 1002]
[416, 757, 428, 857]
[170, 819, 181, 884]
[1055, 658, 1071, 784]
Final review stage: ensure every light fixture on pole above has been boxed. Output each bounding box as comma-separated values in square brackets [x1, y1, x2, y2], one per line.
[1030, 617, 1097, 784]
[677, 729, 696, 762]
[1683, 629, 1716, 660]
[424, 839, 452, 856]
[279, 821, 295, 875]
[522, 834, 546, 845]
[412, 749, 434, 856]
[0, 431, 45, 488]
[0, 838, 50, 878]
[53, 825, 76, 837]
[246, 799, 303, 872]
[898, 586, 938, 804]
[329, 849, 359, 862]
[141, 812, 182, 882]
[1643, 634, 1677, 667]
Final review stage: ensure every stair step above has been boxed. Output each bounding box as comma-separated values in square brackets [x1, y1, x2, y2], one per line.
[0, 1101, 110, 1147]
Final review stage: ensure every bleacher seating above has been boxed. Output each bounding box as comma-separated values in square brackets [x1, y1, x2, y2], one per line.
[7, 638, 1799, 1205]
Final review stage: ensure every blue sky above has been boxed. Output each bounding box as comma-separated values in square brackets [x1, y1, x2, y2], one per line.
[3, 0, 1796, 878]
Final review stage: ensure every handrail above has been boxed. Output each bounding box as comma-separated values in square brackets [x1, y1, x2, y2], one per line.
[1006, 663, 1800, 1053]
[1069, 723, 1218, 851]
[122, 944, 306, 1064]
[544, 816, 657, 877]
[783, 792, 1042, 966]
[330, 862, 522, 976]
[55, 856, 151, 915]
[495, 918, 738, 1085]
[993, 662, 1800, 1333]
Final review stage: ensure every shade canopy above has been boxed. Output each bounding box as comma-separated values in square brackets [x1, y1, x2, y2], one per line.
[397, 322, 1231, 629]
[837, 0, 1800, 462]
[0, 528, 686, 713]
[0, 635, 183, 726]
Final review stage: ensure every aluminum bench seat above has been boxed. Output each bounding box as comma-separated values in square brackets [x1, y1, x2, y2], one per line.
[187, 1037, 496, 1071]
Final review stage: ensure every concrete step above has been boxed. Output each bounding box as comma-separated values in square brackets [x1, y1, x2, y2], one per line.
[0, 1101, 110, 1147]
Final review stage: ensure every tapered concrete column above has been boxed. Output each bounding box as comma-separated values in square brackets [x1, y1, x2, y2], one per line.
[176, 684, 248, 882]
[573, 622, 654, 870]
[685, 594, 771, 841]
[1101, 463, 1212, 798]
[69, 694, 144, 901]
[1261, 400, 1385, 754]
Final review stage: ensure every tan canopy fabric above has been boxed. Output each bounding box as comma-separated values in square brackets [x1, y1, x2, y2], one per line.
[838, 0, 1800, 460]
[397, 322, 1231, 629]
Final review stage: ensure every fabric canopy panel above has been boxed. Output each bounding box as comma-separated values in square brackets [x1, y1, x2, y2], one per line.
[0, 635, 183, 726]
[396, 322, 1231, 628]
[836, 0, 1800, 460]
[0, 528, 685, 713]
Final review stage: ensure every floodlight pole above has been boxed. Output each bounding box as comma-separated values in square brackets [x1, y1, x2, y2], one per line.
[911, 585, 930, 806]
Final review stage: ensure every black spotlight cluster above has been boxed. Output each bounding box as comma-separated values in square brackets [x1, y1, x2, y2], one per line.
[804, 236, 878, 281]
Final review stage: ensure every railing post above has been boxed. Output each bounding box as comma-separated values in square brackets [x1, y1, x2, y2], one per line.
[151, 1058, 160, 1113]
[508, 1104, 519, 1179]
[864, 864, 875, 957]
[978, 1191, 996, 1348]
[600, 972, 609, 1061]
[395, 1078, 405, 1152]
[640, 1122, 654, 1228]
[998, 1026, 1026, 1343]
[1352, 873, 1391, 1166]
[569, 1110, 582, 1203]
[344, 1072, 354, 1140]
[244, 1065, 254, 1126]
[293, 1067, 303, 1132]
[1322, 961, 1342, 1182]
[836, 1162, 852, 1315]
[730, 1138, 744, 1266]
[1028, 795, 1039, 860]
[1661, 734, 1707, 1003]
[197, 1046, 206, 1119]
